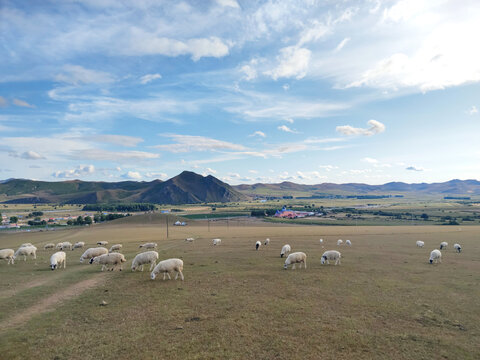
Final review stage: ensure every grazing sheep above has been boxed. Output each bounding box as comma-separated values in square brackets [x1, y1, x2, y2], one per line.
[44, 243, 55, 250]
[337, 239, 343, 246]
[90, 253, 126, 271]
[185, 238, 195, 242]
[139, 242, 157, 250]
[280, 244, 291, 258]
[283, 252, 307, 270]
[213, 238, 222, 246]
[255, 241, 261, 250]
[429, 249, 442, 264]
[131, 251, 159, 272]
[14, 245, 37, 261]
[60, 241, 72, 251]
[55, 242, 64, 250]
[319, 238, 323, 244]
[321, 250, 341, 265]
[345, 240, 352, 246]
[109, 244, 123, 253]
[50, 251, 66, 270]
[0, 249, 15, 265]
[416, 241, 425, 248]
[72, 242, 85, 251]
[20, 243, 33, 248]
[97, 241, 109, 246]
[151, 258, 184, 281]
[79, 247, 108, 263]
[454, 243, 462, 253]
[264, 238, 270, 246]
[439, 242, 448, 250]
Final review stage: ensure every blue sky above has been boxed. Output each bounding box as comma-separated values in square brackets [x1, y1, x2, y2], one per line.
[1, 0, 479, 185]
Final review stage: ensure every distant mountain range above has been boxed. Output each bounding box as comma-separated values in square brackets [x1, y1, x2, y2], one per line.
[1, 172, 479, 205]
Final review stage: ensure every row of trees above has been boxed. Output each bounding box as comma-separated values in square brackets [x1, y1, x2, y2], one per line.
[66, 213, 128, 226]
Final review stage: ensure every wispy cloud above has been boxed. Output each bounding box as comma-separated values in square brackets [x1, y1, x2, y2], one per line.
[278, 125, 299, 134]
[13, 99, 35, 108]
[9, 150, 45, 160]
[406, 165, 424, 172]
[55, 65, 115, 85]
[334, 37, 350, 52]
[71, 149, 160, 161]
[154, 134, 246, 153]
[0, 96, 7, 107]
[53, 164, 95, 178]
[87, 135, 144, 147]
[336, 120, 385, 136]
[249, 131, 266, 138]
[264, 46, 311, 80]
[467, 105, 478, 115]
[140, 73, 162, 84]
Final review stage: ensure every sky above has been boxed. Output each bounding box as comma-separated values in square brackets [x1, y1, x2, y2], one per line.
[1, 0, 480, 185]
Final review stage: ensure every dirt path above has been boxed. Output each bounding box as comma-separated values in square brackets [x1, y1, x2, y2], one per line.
[0, 277, 53, 299]
[1, 273, 106, 331]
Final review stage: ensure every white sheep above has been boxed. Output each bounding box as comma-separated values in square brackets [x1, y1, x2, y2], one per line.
[151, 258, 184, 281]
[0, 249, 15, 264]
[337, 239, 343, 246]
[213, 238, 221, 246]
[97, 241, 109, 246]
[20, 243, 33, 248]
[139, 242, 157, 249]
[416, 241, 425, 248]
[439, 242, 448, 250]
[79, 247, 108, 263]
[60, 241, 72, 251]
[429, 249, 442, 264]
[109, 244, 123, 253]
[50, 251, 66, 270]
[55, 242, 64, 250]
[185, 238, 195, 242]
[319, 238, 323, 244]
[264, 238, 270, 245]
[131, 251, 159, 272]
[321, 250, 341, 265]
[72, 242, 85, 251]
[14, 245, 37, 261]
[90, 252, 126, 271]
[280, 244, 291, 258]
[255, 241, 261, 250]
[283, 252, 307, 270]
[453, 243, 462, 253]
[44, 243, 55, 250]
[345, 240, 352, 246]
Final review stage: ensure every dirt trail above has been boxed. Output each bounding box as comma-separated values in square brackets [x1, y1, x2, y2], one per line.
[0, 277, 53, 299]
[1, 273, 105, 331]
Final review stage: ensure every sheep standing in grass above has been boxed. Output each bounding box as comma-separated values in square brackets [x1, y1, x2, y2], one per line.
[72, 242, 85, 251]
[0, 249, 15, 264]
[60, 241, 72, 251]
[139, 242, 157, 250]
[50, 251, 66, 270]
[80, 247, 108, 263]
[109, 244, 123, 253]
[283, 252, 307, 270]
[439, 242, 448, 250]
[337, 239, 343, 246]
[321, 250, 341, 265]
[185, 238, 195, 242]
[14, 245, 37, 261]
[151, 258, 184, 281]
[429, 249, 442, 264]
[56, 242, 64, 250]
[131, 251, 159, 272]
[213, 239, 221, 246]
[264, 238, 270, 246]
[97, 241, 108, 246]
[255, 241, 261, 250]
[90, 253, 126, 271]
[280, 244, 291, 258]
[345, 240, 352, 246]
[454, 243, 462, 253]
[416, 241, 425, 248]
[44, 243, 55, 250]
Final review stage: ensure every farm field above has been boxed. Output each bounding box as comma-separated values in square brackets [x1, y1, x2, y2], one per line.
[0, 216, 479, 359]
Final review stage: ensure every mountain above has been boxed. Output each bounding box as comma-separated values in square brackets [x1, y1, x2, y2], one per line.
[0, 171, 247, 205]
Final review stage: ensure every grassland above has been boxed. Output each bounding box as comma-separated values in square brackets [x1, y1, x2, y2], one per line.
[0, 214, 479, 359]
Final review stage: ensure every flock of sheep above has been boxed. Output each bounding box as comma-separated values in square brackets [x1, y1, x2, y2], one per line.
[0, 235, 464, 281]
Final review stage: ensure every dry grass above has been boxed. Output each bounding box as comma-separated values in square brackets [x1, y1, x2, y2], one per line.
[0, 218, 479, 359]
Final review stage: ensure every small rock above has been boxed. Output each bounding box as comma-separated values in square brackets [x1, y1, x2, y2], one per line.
[100, 300, 108, 306]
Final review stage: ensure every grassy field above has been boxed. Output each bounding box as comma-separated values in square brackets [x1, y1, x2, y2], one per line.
[0, 216, 479, 359]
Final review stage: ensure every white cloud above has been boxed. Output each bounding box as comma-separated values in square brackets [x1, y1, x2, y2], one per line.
[241, 65, 257, 81]
[282, 84, 289, 91]
[53, 164, 95, 178]
[88, 135, 144, 147]
[318, 165, 338, 171]
[248, 169, 258, 174]
[298, 20, 330, 46]
[278, 125, 299, 134]
[406, 165, 424, 171]
[334, 37, 350, 52]
[336, 120, 385, 136]
[122, 171, 142, 180]
[249, 131, 266, 138]
[265, 46, 311, 80]
[216, 0, 240, 9]
[13, 98, 35, 108]
[140, 73, 162, 84]
[9, 150, 45, 160]
[154, 134, 246, 153]
[72, 149, 159, 161]
[362, 157, 378, 164]
[467, 106, 478, 115]
[55, 65, 115, 85]
[145, 172, 168, 180]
